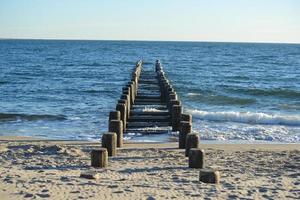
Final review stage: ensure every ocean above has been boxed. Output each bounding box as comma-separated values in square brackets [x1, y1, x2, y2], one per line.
[0, 40, 299, 143]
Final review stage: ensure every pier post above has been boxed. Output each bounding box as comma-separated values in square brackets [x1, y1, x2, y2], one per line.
[179, 121, 191, 149]
[168, 92, 177, 110]
[160, 80, 169, 102]
[199, 170, 220, 184]
[116, 103, 126, 132]
[101, 132, 117, 156]
[181, 114, 192, 124]
[108, 111, 120, 122]
[119, 96, 130, 119]
[122, 89, 131, 118]
[189, 148, 204, 168]
[170, 100, 181, 115]
[126, 83, 134, 104]
[185, 133, 200, 157]
[131, 73, 138, 95]
[172, 105, 182, 131]
[91, 148, 108, 168]
[108, 120, 123, 148]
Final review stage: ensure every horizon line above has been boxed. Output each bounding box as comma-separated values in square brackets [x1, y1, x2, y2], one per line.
[0, 37, 299, 45]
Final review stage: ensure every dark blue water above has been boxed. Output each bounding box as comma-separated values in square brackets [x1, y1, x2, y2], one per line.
[1, 40, 299, 142]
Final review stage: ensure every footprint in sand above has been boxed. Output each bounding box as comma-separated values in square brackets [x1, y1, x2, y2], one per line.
[36, 193, 50, 198]
[24, 193, 34, 198]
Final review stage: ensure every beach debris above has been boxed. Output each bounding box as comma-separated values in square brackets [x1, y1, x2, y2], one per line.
[189, 148, 205, 168]
[91, 148, 108, 168]
[102, 132, 117, 156]
[80, 171, 100, 179]
[199, 169, 220, 184]
[185, 133, 200, 156]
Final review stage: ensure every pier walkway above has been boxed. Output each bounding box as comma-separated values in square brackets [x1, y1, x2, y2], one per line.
[107, 60, 192, 146]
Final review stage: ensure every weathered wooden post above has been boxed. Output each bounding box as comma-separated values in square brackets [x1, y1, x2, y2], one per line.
[160, 80, 169, 102]
[130, 81, 136, 101]
[166, 87, 174, 103]
[172, 105, 182, 131]
[108, 111, 120, 122]
[116, 103, 126, 132]
[181, 114, 192, 124]
[168, 92, 177, 110]
[131, 73, 138, 95]
[185, 133, 199, 156]
[122, 89, 131, 118]
[108, 120, 123, 147]
[127, 82, 135, 104]
[119, 98, 129, 120]
[199, 169, 220, 184]
[119, 93, 131, 119]
[189, 148, 204, 168]
[169, 92, 177, 101]
[170, 99, 181, 115]
[179, 121, 191, 149]
[123, 84, 133, 106]
[101, 132, 117, 156]
[91, 148, 108, 168]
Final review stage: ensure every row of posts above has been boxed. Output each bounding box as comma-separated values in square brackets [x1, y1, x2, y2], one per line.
[155, 60, 219, 183]
[90, 61, 142, 167]
[90, 60, 219, 184]
[155, 60, 195, 150]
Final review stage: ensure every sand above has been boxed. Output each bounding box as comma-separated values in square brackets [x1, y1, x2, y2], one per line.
[0, 136, 299, 200]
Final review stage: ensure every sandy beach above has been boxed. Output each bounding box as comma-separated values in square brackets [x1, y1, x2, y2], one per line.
[0, 136, 299, 199]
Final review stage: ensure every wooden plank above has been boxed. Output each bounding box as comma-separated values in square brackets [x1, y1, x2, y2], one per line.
[130, 111, 170, 116]
[131, 106, 168, 111]
[126, 121, 172, 128]
[125, 128, 171, 134]
[135, 95, 161, 99]
[134, 99, 161, 103]
[139, 79, 158, 82]
[133, 102, 165, 106]
[128, 115, 170, 122]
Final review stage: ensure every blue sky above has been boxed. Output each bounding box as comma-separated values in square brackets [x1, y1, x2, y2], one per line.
[0, 0, 299, 43]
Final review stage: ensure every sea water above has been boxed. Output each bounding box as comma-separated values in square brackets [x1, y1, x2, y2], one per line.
[0, 40, 299, 143]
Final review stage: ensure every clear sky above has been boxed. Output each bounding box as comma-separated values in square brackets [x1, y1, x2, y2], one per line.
[0, 0, 299, 43]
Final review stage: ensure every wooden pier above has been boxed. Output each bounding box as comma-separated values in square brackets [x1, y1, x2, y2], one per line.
[93, 60, 218, 183]
[108, 60, 192, 141]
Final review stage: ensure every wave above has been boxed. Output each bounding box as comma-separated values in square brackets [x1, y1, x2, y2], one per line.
[142, 108, 163, 112]
[187, 109, 300, 126]
[230, 88, 300, 99]
[0, 113, 67, 122]
[82, 89, 100, 94]
[0, 81, 9, 85]
[186, 93, 256, 105]
[82, 62, 112, 67]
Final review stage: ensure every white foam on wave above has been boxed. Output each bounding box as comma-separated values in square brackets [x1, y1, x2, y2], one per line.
[142, 107, 163, 112]
[187, 92, 200, 96]
[187, 109, 300, 126]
